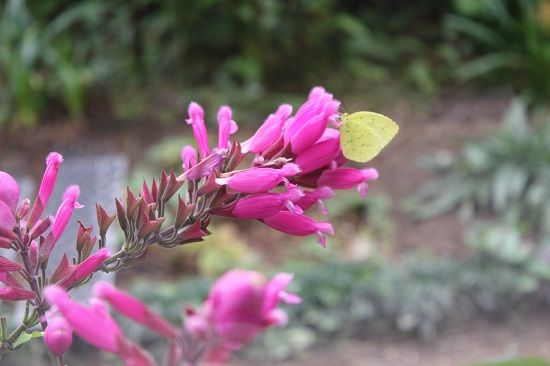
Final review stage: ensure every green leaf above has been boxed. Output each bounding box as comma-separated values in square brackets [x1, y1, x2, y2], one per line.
[13, 330, 44, 348]
[470, 357, 550, 366]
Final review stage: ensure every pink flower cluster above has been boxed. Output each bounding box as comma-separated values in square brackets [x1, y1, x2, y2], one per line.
[44, 269, 299, 365]
[181, 86, 379, 247]
[0, 153, 110, 302]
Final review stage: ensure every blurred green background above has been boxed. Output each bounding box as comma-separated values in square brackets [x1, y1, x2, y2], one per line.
[1, 0, 550, 365]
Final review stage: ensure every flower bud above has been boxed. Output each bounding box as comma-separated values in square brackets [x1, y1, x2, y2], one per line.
[216, 163, 301, 193]
[15, 199, 30, 220]
[262, 211, 334, 247]
[217, 105, 238, 150]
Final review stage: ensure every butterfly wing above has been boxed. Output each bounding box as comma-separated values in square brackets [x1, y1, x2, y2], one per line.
[340, 111, 399, 163]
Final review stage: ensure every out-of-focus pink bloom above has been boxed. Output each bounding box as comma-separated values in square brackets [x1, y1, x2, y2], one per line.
[0, 255, 22, 272]
[0, 200, 15, 229]
[188, 269, 300, 356]
[216, 163, 301, 193]
[0, 286, 36, 301]
[93, 281, 178, 339]
[181, 145, 197, 172]
[0, 171, 19, 213]
[318, 167, 379, 197]
[241, 104, 292, 154]
[231, 186, 304, 219]
[217, 106, 238, 150]
[284, 87, 340, 154]
[57, 248, 110, 288]
[38, 153, 63, 210]
[186, 102, 210, 159]
[45, 309, 73, 357]
[50, 185, 83, 243]
[295, 130, 340, 174]
[295, 186, 335, 214]
[118, 340, 156, 366]
[45, 285, 122, 353]
[262, 211, 334, 247]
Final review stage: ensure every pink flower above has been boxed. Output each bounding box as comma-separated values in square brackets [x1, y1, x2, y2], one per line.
[45, 285, 122, 353]
[0, 171, 19, 213]
[50, 185, 83, 243]
[216, 163, 301, 193]
[38, 153, 63, 210]
[241, 104, 292, 154]
[295, 129, 340, 174]
[93, 281, 178, 339]
[262, 211, 334, 247]
[295, 186, 335, 214]
[217, 105, 238, 150]
[188, 269, 300, 359]
[284, 87, 340, 154]
[186, 102, 210, 159]
[231, 186, 304, 219]
[57, 248, 110, 288]
[318, 167, 379, 197]
[45, 309, 73, 357]
[181, 145, 197, 172]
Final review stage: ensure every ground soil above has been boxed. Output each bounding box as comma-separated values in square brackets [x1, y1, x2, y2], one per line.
[232, 314, 550, 366]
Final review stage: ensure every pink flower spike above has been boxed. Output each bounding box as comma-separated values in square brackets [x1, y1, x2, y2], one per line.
[58, 248, 110, 288]
[318, 167, 379, 197]
[216, 163, 301, 193]
[0, 255, 22, 272]
[181, 145, 197, 172]
[39, 152, 64, 208]
[50, 185, 82, 243]
[217, 105, 238, 150]
[0, 171, 19, 213]
[45, 310, 73, 357]
[0, 286, 36, 301]
[262, 211, 334, 247]
[186, 102, 210, 159]
[45, 285, 122, 353]
[93, 281, 179, 339]
[231, 186, 304, 219]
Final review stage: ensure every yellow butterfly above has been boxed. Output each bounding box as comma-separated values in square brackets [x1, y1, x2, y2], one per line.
[340, 111, 399, 163]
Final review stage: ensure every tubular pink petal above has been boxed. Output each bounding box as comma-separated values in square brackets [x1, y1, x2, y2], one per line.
[262, 211, 333, 246]
[0, 255, 22, 272]
[181, 145, 197, 172]
[295, 187, 335, 213]
[58, 248, 110, 288]
[50, 185, 82, 244]
[179, 153, 223, 181]
[217, 105, 237, 150]
[231, 186, 303, 219]
[38, 152, 64, 212]
[318, 167, 379, 191]
[295, 134, 341, 174]
[0, 286, 36, 301]
[241, 113, 284, 154]
[0, 200, 15, 229]
[93, 281, 178, 339]
[216, 164, 301, 193]
[0, 171, 19, 213]
[45, 312, 73, 357]
[186, 102, 210, 159]
[45, 285, 121, 353]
